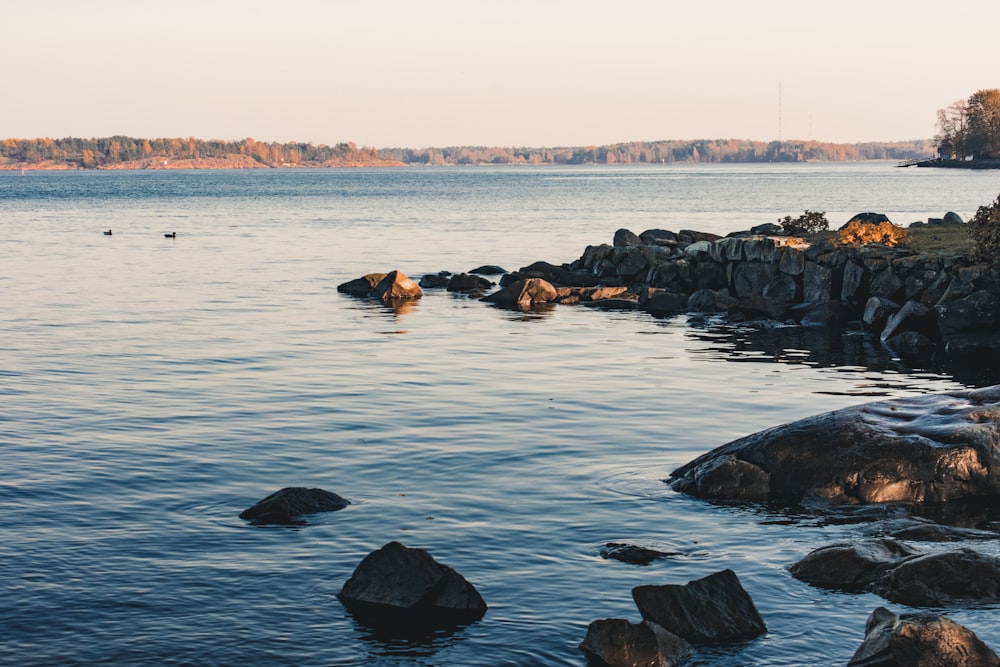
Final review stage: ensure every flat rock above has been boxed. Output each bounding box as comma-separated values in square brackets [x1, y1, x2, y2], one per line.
[337, 541, 487, 629]
[670, 385, 1000, 507]
[849, 606, 999, 666]
[239, 487, 349, 524]
[580, 618, 692, 667]
[632, 569, 766, 643]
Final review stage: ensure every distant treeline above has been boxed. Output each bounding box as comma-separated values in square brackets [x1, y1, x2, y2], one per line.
[0, 135, 934, 169]
[0, 136, 387, 168]
[380, 139, 935, 165]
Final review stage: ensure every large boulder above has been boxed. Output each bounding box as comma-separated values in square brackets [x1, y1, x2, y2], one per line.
[869, 548, 1000, 606]
[481, 278, 558, 308]
[580, 618, 692, 667]
[632, 569, 766, 643]
[848, 607, 999, 666]
[369, 270, 423, 301]
[337, 273, 388, 296]
[789, 539, 922, 592]
[670, 386, 1000, 507]
[337, 541, 487, 629]
[239, 487, 349, 524]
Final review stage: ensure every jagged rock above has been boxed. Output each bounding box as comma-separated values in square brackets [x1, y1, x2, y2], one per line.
[670, 386, 1000, 506]
[482, 278, 558, 308]
[369, 270, 423, 301]
[447, 273, 493, 292]
[789, 539, 922, 592]
[580, 618, 692, 667]
[239, 487, 349, 524]
[863, 296, 900, 331]
[879, 300, 936, 342]
[869, 548, 1000, 606]
[468, 264, 506, 275]
[848, 607, 999, 666]
[337, 541, 487, 629]
[632, 569, 766, 643]
[599, 542, 678, 565]
[337, 273, 388, 296]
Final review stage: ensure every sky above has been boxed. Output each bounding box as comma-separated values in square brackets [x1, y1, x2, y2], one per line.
[3, 0, 998, 148]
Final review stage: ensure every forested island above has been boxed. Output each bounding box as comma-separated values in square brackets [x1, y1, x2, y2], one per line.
[0, 135, 933, 171]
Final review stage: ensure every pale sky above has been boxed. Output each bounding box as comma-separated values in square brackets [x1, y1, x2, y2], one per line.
[3, 0, 997, 148]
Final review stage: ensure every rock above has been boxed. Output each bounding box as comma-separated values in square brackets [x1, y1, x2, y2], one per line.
[614, 228, 643, 247]
[337, 541, 487, 629]
[884, 518, 1000, 542]
[337, 273, 388, 296]
[879, 300, 936, 342]
[369, 270, 423, 302]
[803, 262, 834, 302]
[447, 273, 493, 292]
[669, 386, 1000, 506]
[632, 569, 766, 643]
[687, 289, 738, 313]
[419, 272, 451, 289]
[600, 542, 678, 565]
[884, 330, 937, 356]
[580, 618, 692, 667]
[848, 607, 999, 666]
[641, 291, 688, 318]
[869, 548, 1000, 606]
[943, 211, 964, 225]
[751, 222, 783, 236]
[639, 229, 680, 247]
[789, 539, 922, 592]
[468, 264, 506, 275]
[936, 290, 1000, 336]
[863, 296, 900, 331]
[239, 487, 349, 524]
[481, 278, 558, 308]
[842, 212, 892, 230]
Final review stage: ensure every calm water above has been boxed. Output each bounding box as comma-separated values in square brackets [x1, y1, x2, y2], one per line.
[2, 164, 1000, 666]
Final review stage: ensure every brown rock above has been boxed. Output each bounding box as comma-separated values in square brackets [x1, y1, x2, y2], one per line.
[849, 607, 1000, 666]
[369, 270, 423, 301]
[580, 618, 692, 667]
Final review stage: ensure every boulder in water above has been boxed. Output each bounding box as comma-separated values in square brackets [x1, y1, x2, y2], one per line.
[239, 487, 349, 524]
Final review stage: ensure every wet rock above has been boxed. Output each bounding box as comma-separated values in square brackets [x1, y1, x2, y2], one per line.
[369, 270, 423, 301]
[848, 606, 999, 666]
[863, 296, 900, 331]
[670, 385, 1000, 506]
[337, 541, 487, 629]
[239, 487, 349, 524]
[447, 273, 494, 292]
[419, 272, 451, 289]
[883, 517, 1000, 542]
[880, 300, 937, 342]
[869, 548, 1000, 606]
[789, 539, 922, 592]
[600, 542, 678, 565]
[337, 273, 388, 296]
[632, 569, 766, 643]
[481, 278, 558, 308]
[468, 264, 506, 275]
[641, 291, 688, 318]
[580, 618, 692, 667]
[937, 290, 1000, 337]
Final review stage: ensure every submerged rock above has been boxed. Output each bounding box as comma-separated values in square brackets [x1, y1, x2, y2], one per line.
[670, 385, 1000, 507]
[580, 618, 692, 667]
[239, 487, 349, 524]
[849, 606, 999, 666]
[632, 569, 766, 643]
[337, 541, 487, 630]
[600, 542, 678, 565]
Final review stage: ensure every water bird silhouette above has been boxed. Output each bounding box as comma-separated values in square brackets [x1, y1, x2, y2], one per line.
[103, 229, 112, 236]
[164, 232, 176, 238]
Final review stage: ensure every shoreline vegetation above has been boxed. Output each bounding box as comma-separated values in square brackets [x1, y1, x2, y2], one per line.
[0, 135, 934, 170]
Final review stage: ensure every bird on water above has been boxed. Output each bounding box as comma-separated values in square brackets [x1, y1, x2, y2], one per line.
[103, 229, 112, 236]
[164, 232, 176, 238]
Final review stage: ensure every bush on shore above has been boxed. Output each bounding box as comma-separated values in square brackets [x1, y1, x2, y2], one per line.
[779, 210, 829, 235]
[969, 194, 1000, 261]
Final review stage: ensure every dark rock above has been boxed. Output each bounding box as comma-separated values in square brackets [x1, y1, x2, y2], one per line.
[778, 246, 806, 276]
[789, 539, 922, 592]
[468, 264, 506, 275]
[586, 298, 639, 311]
[600, 542, 678, 565]
[580, 618, 692, 667]
[884, 330, 937, 356]
[943, 211, 964, 225]
[732, 262, 775, 298]
[751, 222, 783, 236]
[848, 607, 999, 667]
[447, 273, 494, 292]
[884, 518, 1000, 542]
[482, 278, 558, 308]
[369, 270, 423, 302]
[632, 569, 766, 643]
[868, 268, 905, 302]
[419, 272, 451, 289]
[687, 288, 738, 313]
[869, 548, 1000, 606]
[796, 301, 857, 328]
[614, 228, 643, 247]
[639, 229, 680, 247]
[670, 385, 1000, 506]
[678, 229, 723, 245]
[239, 487, 349, 524]
[842, 261, 868, 302]
[337, 541, 487, 629]
[762, 273, 798, 304]
[641, 291, 688, 318]
[337, 273, 388, 296]
[803, 262, 834, 302]
[936, 289, 1000, 336]
[880, 300, 936, 342]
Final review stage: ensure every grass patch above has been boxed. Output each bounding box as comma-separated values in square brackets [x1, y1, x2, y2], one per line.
[802, 225, 973, 257]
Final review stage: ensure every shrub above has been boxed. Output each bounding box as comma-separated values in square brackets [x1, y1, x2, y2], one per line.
[778, 210, 829, 235]
[837, 220, 910, 248]
[968, 194, 1000, 261]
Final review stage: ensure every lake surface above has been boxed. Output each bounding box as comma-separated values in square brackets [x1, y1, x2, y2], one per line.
[2, 164, 1000, 666]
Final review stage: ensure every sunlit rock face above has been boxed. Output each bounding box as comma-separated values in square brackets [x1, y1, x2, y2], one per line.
[670, 385, 1000, 507]
[849, 607, 1000, 667]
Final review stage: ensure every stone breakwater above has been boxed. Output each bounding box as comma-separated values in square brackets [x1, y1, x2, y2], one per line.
[492, 227, 999, 356]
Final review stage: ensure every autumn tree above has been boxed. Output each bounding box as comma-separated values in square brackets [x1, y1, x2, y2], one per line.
[936, 89, 1000, 160]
